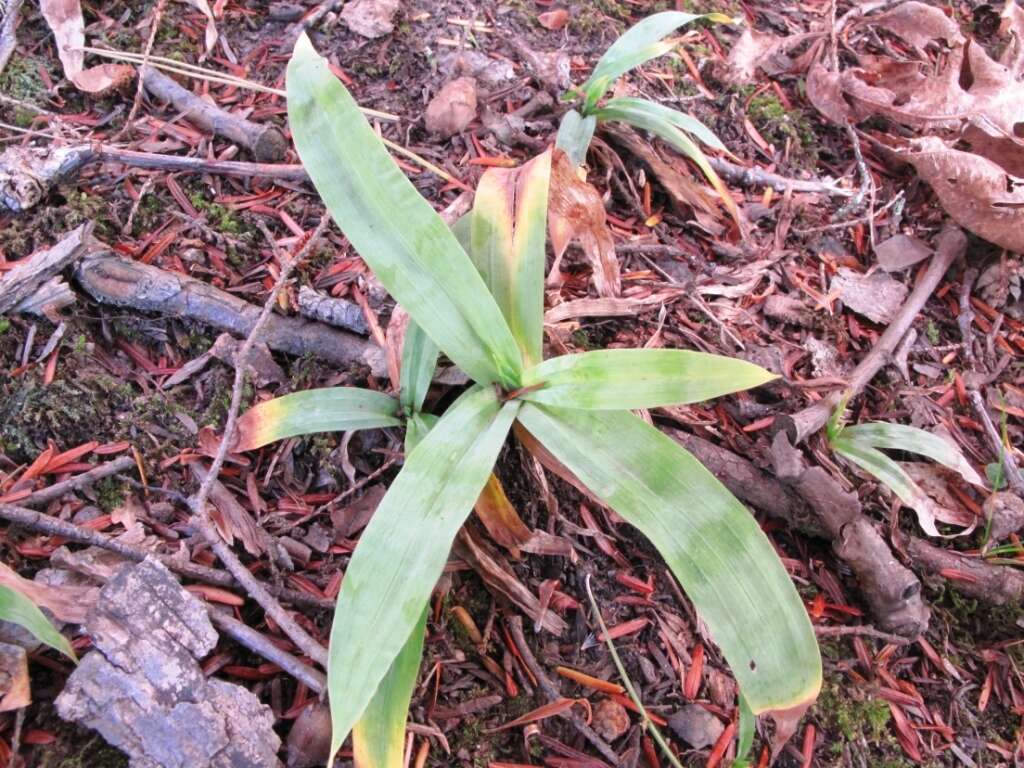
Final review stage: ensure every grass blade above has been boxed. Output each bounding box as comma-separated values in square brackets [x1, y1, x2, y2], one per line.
[517, 403, 821, 718]
[0, 585, 76, 661]
[234, 388, 401, 451]
[591, 99, 741, 227]
[352, 608, 427, 768]
[596, 96, 730, 154]
[288, 34, 523, 387]
[470, 149, 552, 366]
[399, 322, 438, 414]
[580, 12, 731, 111]
[327, 386, 520, 761]
[839, 422, 983, 486]
[521, 349, 776, 410]
[555, 109, 597, 168]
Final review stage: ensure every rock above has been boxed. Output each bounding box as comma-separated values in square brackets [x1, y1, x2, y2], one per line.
[341, 0, 399, 39]
[831, 267, 909, 324]
[591, 698, 630, 742]
[286, 703, 332, 768]
[56, 558, 281, 768]
[984, 491, 1024, 542]
[425, 77, 478, 138]
[441, 51, 517, 88]
[668, 704, 725, 749]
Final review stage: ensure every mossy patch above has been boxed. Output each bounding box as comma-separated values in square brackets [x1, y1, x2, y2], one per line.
[746, 89, 820, 168]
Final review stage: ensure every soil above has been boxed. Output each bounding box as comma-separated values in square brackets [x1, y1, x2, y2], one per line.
[1, 0, 1022, 766]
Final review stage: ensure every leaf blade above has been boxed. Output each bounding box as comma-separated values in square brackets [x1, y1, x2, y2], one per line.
[517, 404, 821, 715]
[327, 386, 520, 761]
[287, 35, 523, 386]
[840, 422, 983, 486]
[399, 322, 438, 413]
[0, 585, 76, 661]
[521, 349, 777, 410]
[555, 110, 597, 168]
[234, 388, 401, 451]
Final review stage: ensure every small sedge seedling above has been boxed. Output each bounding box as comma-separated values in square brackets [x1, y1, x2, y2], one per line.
[235, 28, 823, 767]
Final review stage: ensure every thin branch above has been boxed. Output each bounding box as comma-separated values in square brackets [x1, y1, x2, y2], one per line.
[20, 456, 136, 508]
[188, 216, 332, 669]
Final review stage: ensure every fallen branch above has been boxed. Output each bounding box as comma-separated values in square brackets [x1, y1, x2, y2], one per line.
[0, 501, 332, 610]
[778, 225, 965, 443]
[0, 0, 25, 78]
[901, 535, 1024, 605]
[0, 223, 96, 314]
[141, 66, 287, 162]
[75, 248, 386, 376]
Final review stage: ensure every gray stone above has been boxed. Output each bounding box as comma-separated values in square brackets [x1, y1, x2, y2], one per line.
[667, 704, 725, 749]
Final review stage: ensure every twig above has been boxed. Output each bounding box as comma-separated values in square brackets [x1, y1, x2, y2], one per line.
[957, 269, 1024, 494]
[117, 0, 167, 140]
[209, 609, 327, 693]
[0, 501, 331, 610]
[901, 534, 1024, 605]
[814, 625, 911, 645]
[21, 455, 136, 508]
[792, 191, 903, 235]
[188, 217, 332, 669]
[6, 707, 24, 768]
[707, 156, 854, 197]
[506, 616, 620, 765]
[778, 225, 965, 443]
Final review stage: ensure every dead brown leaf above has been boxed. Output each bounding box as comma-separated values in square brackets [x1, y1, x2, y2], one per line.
[547, 150, 621, 297]
[867, 1, 964, 53]
[901, 136, 1024, 253]
[723, 28, 818, 85]
[473, 475, 533, 554]
[0, 563, 96, 624]
[538, 9, 570, 31]
[39, 0, 134, 94]
[0, 643, 30, 712]
[424, 77, 478, 138]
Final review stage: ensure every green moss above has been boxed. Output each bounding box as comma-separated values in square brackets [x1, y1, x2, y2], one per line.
[0, 55, 48, 107]
[0, 319, 9, 335]
[188, 191, 249, 237]
[745, 91, 819, 167]
[816, 677, 893, 748]
[94, 477, 126, 513]
[926, 320, 941, 345]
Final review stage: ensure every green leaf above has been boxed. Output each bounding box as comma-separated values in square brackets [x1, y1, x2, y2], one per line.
[399, 321, 438, 413]
[555, 110, 597, 168]
[590, 98, 741, 226]
[580, 11, 731, 112]
[595, 97, 730, 154]
[351, 608, 427, 768]
[234, 388, 401, 451]
[287, 35, 523, 387]
[327, 386, 520, 762]
[839, 422, 984, 486]
[517, 403, 821, 715]
[520, 349, 776, 410]
[830, 435, 945, 537]
[470, 150, 552, 366]
[0, 585, 76, 661]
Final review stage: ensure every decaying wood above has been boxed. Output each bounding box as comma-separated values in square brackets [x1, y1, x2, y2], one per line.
[0, 223, 96, 315]
[0, 0, 25, 79]
[778, 225, 966, 444]
[75, 249, 386, 376]
[56, 559, 282, 768]
[297, 285, 368, 334]
[141, 66, 288, 162]
[902, 534, 1024, 605]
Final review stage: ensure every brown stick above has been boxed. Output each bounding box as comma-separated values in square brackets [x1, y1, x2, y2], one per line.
[901, 535, 1024, 605]
[21, 455, 136, 508]
[0, 501, 332, 610]
[140, 66, 287, 162]
[778, 225, 965, 443]
[75, 249, 386, 376]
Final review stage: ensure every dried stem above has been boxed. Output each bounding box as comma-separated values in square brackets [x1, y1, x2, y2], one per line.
[21, 455, 136, 508]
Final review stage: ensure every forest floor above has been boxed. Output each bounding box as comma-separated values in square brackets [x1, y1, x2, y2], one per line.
[1, 0, 1023, 766]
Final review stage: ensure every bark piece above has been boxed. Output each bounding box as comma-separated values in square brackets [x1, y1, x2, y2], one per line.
[874, 233, 934, 272]
[141, 67, 287, 162]
[0, 223, 96, 314]
[832, 267, 909, 324]
[296, 286, 368, 334]
[55, 558, 282, 768]
[984, 491, 1024, 542]
[424, 76, 478, 138]
[75, 250, 386, 376]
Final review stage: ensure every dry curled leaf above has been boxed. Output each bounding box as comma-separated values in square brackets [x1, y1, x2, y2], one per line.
[0, 563, 96, 624]
[39, 0, 134, 94]
[723, 28, 818, 85]
[0, 643, 30, 712]
[547, 150, 621, 297]
[901, 136, 1024, 253]
[424, 76, 478, 138]
[867, 0, 964, 53]
[538, 8, 570, 30]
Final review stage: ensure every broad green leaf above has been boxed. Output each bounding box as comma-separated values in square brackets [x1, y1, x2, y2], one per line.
[399, 321, 438, 413]
[580, 11, 731, 111]
[405, 412, 438, 452]
[327, 386, 520, 762]
[596, 97, 730, 154]
[517, 403, 821, 715]
[288, 35, 523, 387]
[591, 99, 741, 227]
[0, 585, 76, 661]
[234, 388, 401, 451]
[830, 435, 946, 537]
[470, 150, 552, 366]
[351, 608, 427, 768]
[839, 422, 984, 486]
[555, 110, 597, 168]
[520, 349, 776, 410]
